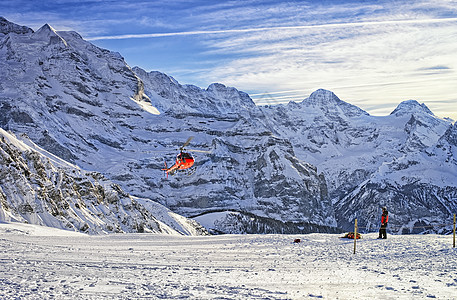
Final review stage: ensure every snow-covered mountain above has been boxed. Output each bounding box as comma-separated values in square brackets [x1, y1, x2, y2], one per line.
[0, 128, 207, 235]
[334, 121, 457, 233]
[1, 17, 456, 234]
[0, 18, 334, 234]
[262, 91, 457, 233]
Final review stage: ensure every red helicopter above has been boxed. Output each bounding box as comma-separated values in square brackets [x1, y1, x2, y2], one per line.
[161, 137, 210, 178]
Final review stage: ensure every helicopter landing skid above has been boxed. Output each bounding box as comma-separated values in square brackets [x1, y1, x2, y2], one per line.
[186, 166, 197, 176]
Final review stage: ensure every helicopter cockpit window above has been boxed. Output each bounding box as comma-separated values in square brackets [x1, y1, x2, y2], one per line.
[182, 153, 192, 159]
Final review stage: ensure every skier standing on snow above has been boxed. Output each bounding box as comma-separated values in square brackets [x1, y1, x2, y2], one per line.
[378, 207, 389, 239]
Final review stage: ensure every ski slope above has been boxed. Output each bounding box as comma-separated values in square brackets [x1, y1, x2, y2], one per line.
[1, 222, 456, 299]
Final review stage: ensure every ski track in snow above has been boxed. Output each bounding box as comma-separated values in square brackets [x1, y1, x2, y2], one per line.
[1, 223, 456, 299]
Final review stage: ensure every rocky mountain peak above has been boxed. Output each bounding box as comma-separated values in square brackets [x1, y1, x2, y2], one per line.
[307, 89, 339, 103]
[300, 88, 368, 118]
[32, 23, 67, 46]
[0, 17, 33, 35]
[206, 82, 256, 109]
[390, 100, 434, 117]
[206, 82, 235, 96]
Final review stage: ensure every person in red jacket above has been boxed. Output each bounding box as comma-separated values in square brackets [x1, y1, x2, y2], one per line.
[378, 207, 389, 239]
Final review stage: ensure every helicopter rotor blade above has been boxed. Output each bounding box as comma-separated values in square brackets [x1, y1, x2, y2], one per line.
[186, 148, 212, 154]
[181, 136, 194, 149]
[137, 136, 210, 154]
[141, 150, 172, 154]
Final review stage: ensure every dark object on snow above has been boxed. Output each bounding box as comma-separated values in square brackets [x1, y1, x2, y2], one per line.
[341, 232, 362, 239]
[293, 238, 301, 243]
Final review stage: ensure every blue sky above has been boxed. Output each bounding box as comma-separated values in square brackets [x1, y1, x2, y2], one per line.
[2, 0, 457, 120]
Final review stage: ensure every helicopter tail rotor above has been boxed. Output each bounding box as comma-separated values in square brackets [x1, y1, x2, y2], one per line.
[162, 161, 169, 178]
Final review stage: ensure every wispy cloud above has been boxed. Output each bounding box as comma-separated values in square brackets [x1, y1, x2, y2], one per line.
[86, 17, 457, 41]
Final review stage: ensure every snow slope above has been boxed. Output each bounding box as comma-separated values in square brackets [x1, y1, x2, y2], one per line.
[1, 222, 456, 299]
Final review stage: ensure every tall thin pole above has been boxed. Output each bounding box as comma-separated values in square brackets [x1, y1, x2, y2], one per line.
[453, 214, 455, 248]
[353, 219, 358, 254]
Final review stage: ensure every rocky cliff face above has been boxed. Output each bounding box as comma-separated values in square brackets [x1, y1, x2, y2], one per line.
[339, 115, 457, 233]
[262, 91, 456, 233]
[1, 18, 456, 234]
[0, 18, 334, 233]
[335, 121, 457, 234]
[0, 128, 207, 235]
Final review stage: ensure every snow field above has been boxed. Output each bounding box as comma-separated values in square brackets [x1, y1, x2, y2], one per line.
[1, 223, 456, 299]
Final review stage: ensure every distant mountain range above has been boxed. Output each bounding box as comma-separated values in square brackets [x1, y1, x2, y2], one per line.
[1, 17, 456, 234]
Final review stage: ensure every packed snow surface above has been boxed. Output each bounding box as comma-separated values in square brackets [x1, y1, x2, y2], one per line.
[1, 222, 456, 299]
